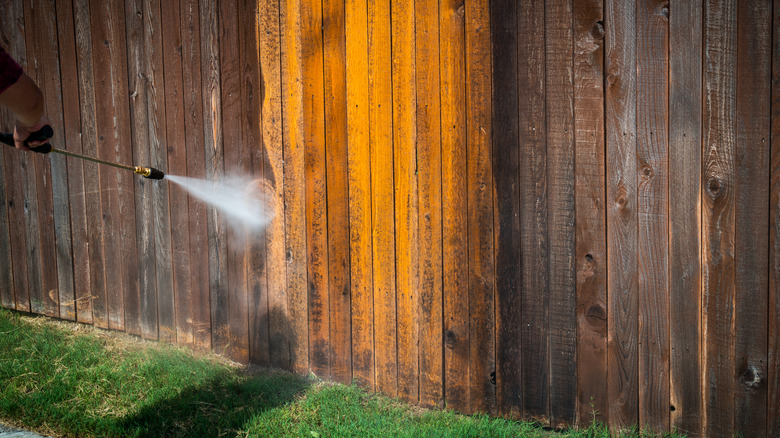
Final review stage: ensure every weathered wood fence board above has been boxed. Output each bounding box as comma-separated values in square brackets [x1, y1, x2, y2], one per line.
[1, 0, 778, 435]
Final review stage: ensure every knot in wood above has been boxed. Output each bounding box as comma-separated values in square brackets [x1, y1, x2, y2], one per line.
[640, 165, 653, 179]
[740, 365, 762, 389]
[445, 330, 457, 349]
[707, 177, 721, 197]
[591, 21, 605, 40]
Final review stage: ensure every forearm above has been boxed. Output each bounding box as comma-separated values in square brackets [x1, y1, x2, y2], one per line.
[0, 73, 45, 127]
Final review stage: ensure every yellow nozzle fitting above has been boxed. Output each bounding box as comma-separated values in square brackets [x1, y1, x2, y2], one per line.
[134, 166, 152, 177]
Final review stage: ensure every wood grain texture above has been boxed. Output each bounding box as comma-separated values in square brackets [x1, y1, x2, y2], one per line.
[636, 0, 670, 432]
[302, 0, 329, 377]
[37, 0, 76, 322]
[766, 0, 780, 436]
[733, 1, 770, 436]
[545, 0, 576, 426]
[770, 2, 780, 434]
[702, 0, 737, 435]
[202, 0, 226, 353]
[161, 0, 193, 346]
[241, 0, 269, 366]
[21, 0, 55, 318]
[0, 0, 27, 313]
[440, 0, 469, 413]
[573, 0, 607, 425]
[392, 0, 419, 403]
[346, 0, 374, 389]
[259, 0, 290, 370]
[466, 0, 495, 415]
[182, 0, 211, 350]
[368, 0, 397, 398]
[669, 0, 702, 435]
[518, 0, 549, 422]
[0, 1, 16, 310]
[90, 0, 139, 331]
[323, 0, 351, 384]
[74, 0, 103, 326]
[415, 0, 443, 409]
[281, 0, 309, 374]
[124, 0, 159, 339]
[490, 0, 522, 418]
[149, 0, 174, 344]
[605, 0, 639, 430]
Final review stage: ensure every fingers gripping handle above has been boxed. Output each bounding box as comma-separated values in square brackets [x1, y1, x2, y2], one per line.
[0, 125, 53, 153]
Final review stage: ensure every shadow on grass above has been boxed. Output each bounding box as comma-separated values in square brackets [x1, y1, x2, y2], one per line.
[120, 367, 310, 437]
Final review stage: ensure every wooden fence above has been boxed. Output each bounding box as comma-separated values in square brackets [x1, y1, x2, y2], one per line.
[0, 0, 777, 436]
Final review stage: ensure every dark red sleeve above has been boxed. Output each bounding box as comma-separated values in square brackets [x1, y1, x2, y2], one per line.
[0, 45, 23, 94]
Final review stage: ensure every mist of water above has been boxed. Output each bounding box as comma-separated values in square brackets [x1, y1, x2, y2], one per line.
[165, 174, 274, 233]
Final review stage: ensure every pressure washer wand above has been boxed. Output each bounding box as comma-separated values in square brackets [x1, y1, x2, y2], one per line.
[0, 126, 165, 180]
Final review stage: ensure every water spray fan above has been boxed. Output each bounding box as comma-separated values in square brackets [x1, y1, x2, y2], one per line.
[0, 125, 165, 180]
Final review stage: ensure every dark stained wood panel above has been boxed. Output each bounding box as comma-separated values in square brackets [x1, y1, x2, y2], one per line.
[669, 1, 703, 435]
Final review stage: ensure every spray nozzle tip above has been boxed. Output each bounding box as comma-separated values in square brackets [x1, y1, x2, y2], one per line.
[145, 167, 165, 180]
[134, 166, 165, 180]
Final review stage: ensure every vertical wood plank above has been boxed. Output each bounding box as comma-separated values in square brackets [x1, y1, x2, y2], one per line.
[201, 0, 226, 353]
[30, 0, 76, 322]
[22, 0, 56, 318]
[0, 122, 12, 309]
[149, 0, 174, 344]
[490, 0, 521, 419]
[465, 0, 495, 415]
[605, 0, 639, 430]
[573, 0, 607, 426]
[392, 0, 419, 403]
[323, 0, 352, 384]
[182, 0, 211, 350]
[770, 1, 780, 434]
[702, 0, 737, 435]
[518, 0, 549, 422]
[221, 0, 250, 363]
[733, 1, 771, 435]
[56, 0, 89, 323]
[161, 0, 192, 346]
[440, 0, 469, 413]
[545, 0, 576, 426]
[415, 0, 443, 409]
[259, 0, 290, 370]
[302, 0, 329, 377]
[636, 0, 670, 431]
[0, 1, 15, 309]
[369, 0, 397, 397]
[669, 0, 702, 435]
[124, 0, 160, 339]
[281, 0, 310, 374]
[242, 0, 269, 366]
[90, 0, 138, 331]
[346, 0, 374, 388]
[74, 0, 103, 326]
[1, 0, 28, 313]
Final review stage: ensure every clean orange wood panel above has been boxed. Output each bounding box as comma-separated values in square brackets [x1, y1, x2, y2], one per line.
[368, 0, 397, 398]
[439, 0, 469, 413]
[346, 0, 374, 389]
[415, 0, 443, 410]
[392, 0, 419, 404]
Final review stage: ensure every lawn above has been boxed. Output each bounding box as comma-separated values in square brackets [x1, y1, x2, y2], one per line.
[0, 308, 676, 437]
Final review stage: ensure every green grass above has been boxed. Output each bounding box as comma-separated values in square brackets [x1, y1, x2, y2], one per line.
[0, 309, 680, 437]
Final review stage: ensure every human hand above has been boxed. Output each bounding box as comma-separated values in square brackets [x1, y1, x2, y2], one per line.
[14, 115, 51, 150]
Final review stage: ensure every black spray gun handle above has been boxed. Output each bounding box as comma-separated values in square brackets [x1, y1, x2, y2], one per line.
[0, 125, 54, 153]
